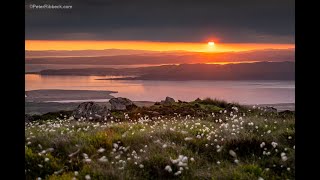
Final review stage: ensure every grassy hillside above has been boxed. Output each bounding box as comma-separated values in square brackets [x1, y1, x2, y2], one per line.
[25, 99, 295, 179]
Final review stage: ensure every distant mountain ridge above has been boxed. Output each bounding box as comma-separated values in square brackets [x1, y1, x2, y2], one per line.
[39, 61, 294, 80]
[25, 49, 163, 58]
[26, 48, 294, 65]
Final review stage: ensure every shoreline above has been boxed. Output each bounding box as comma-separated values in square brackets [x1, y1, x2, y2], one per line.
[25, 89, 117, 102]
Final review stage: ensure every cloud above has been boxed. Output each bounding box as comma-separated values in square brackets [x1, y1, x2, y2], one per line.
[25, 0, 295, 43]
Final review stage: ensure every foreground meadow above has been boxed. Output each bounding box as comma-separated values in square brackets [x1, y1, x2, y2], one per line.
[25, 99, 295, 180]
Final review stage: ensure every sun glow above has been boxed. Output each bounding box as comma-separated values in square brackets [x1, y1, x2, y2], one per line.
[208, 41, 215, 46]
[25, 40, 295, 52]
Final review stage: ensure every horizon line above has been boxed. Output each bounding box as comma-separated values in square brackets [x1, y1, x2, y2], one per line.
[25, 40, 295, 52]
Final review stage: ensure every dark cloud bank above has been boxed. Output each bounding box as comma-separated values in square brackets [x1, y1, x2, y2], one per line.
[25, 0, 295, 43]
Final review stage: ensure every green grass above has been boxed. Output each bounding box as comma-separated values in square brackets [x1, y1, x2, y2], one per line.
[25, 100, 295, 179]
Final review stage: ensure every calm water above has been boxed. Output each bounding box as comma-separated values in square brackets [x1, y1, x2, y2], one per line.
[25, 74, 295, 104]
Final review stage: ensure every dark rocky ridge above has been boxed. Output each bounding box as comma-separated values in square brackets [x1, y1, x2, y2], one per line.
[26, 97, 295, 122]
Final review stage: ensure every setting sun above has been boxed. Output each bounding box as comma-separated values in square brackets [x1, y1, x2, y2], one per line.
[208, 41, 215, 46]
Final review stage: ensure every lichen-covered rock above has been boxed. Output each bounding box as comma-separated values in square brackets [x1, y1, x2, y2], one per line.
[109, 97, 137, 111]
[72, 102, 109, 120]
[160, 97, 175, 105]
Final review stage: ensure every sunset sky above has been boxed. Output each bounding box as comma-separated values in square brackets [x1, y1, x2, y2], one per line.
[25, 0, 294, 53]
[25, 40, 294, 52]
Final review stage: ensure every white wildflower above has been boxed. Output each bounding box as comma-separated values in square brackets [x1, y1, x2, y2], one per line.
[181, 156, 188, 163]
[98, 156, 108, 163]
[281, 152, 288, 161]
[171, 158, 178, 164]
[85, 175, 91, 180]
[165, 165, 172, 172]
[271, 142, 278, 148]
[229, 150, 237, 158]
[178, 161, 188, 167]
[162, 144, 167, 148]
[181, 130, 188, 134]
[97, 147, 105, 153]
[82, 153, 89, 159]
[174, 171, 182, 176]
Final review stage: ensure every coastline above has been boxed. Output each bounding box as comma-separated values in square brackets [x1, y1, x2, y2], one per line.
[25, 89, 117, 102]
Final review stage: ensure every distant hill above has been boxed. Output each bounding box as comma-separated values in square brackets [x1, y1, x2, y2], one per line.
[135, 62, 295, 80]
[40, 61, 294, 80]
[25, 49, 162, 58]
[26, 48, 294, 65]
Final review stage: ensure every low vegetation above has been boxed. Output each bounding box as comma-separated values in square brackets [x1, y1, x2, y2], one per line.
[25, 99, 295, 179]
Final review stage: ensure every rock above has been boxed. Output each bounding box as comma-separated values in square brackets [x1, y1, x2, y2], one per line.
[109, 97, 137, 111]
[264, 106, 277, 113]
[178, 100, 188, 104]
[72, 102, 109, 120]
[25, 114, 34, 122]
[278, 110, 294, 117]
[154, 102, 161, 105]
[160, 97, 175, 105]
[279, 110, 294, 114]
[195, 98, 202, 102]
[148, 111, 160, 116]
